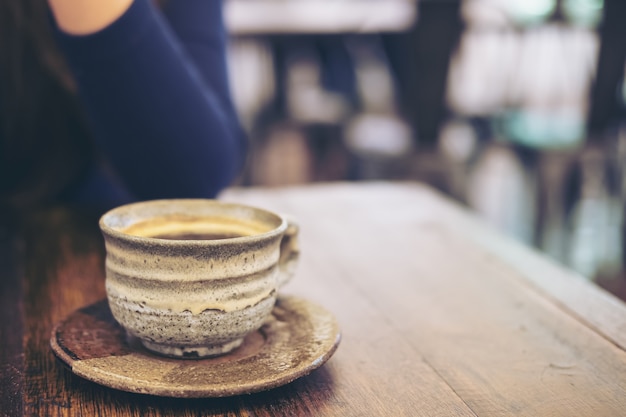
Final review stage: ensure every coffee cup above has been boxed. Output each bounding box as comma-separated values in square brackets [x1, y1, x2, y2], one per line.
[99, 199, 299, 358]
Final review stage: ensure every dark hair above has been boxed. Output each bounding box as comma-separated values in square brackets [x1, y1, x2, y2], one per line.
[0, 0, 95, 209]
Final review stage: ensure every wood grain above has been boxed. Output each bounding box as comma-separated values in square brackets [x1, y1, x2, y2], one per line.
[408, 184, 626, 353]
[226, 183, 626, 352]
[3, 183, 626, 416]
[0, 219, 24, 417]
[338, 226, 626, 415]
[3, 202, 471, 416]
[224, 183, 626, 416]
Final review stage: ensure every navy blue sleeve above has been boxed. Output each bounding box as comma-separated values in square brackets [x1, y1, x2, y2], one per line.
[54, 0, 246, 202]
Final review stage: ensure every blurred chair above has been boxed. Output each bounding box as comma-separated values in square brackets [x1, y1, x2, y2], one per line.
[225, 0, 418, 186]
[452, 0, 626, 283]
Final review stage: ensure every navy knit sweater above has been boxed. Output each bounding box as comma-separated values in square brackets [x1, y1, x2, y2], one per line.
[54, 0, 245, 207]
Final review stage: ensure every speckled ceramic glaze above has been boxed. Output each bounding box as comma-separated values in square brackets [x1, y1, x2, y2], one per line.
[50, 296, 341, 398]
[99, 199, 299, 358]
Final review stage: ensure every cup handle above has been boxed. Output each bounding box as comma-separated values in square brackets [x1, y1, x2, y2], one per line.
[278, 216, 300, 288]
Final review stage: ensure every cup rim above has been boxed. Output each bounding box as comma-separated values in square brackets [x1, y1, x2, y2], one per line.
[99, 199, 287, 246]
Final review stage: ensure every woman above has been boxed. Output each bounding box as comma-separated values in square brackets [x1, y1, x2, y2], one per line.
[0, 0, 246, 210]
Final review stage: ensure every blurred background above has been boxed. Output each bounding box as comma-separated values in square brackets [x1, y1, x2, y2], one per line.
[222, 0, 626, 300]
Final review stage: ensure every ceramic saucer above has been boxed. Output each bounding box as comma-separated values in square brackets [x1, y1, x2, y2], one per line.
[50, 296, 341, 398]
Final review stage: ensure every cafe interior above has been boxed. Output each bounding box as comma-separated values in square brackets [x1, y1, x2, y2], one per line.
[227, 0, 625, 300]
[4, 0, 626, 415]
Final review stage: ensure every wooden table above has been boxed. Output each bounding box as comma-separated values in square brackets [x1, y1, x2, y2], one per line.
[2, 182, 626, 416]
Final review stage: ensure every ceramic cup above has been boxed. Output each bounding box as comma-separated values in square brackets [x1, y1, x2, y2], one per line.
[99, 199, 299, 358]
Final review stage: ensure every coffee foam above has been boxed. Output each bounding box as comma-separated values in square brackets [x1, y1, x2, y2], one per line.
[122, 215, 271, 239]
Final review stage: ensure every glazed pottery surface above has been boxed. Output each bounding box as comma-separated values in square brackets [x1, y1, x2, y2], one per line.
[99, 199, 299, 358]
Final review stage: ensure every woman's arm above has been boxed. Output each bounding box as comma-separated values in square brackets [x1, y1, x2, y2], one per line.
[161, 0, 238, 130]
[51, 0, 245, 202]
[48, 0, 134, 35]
